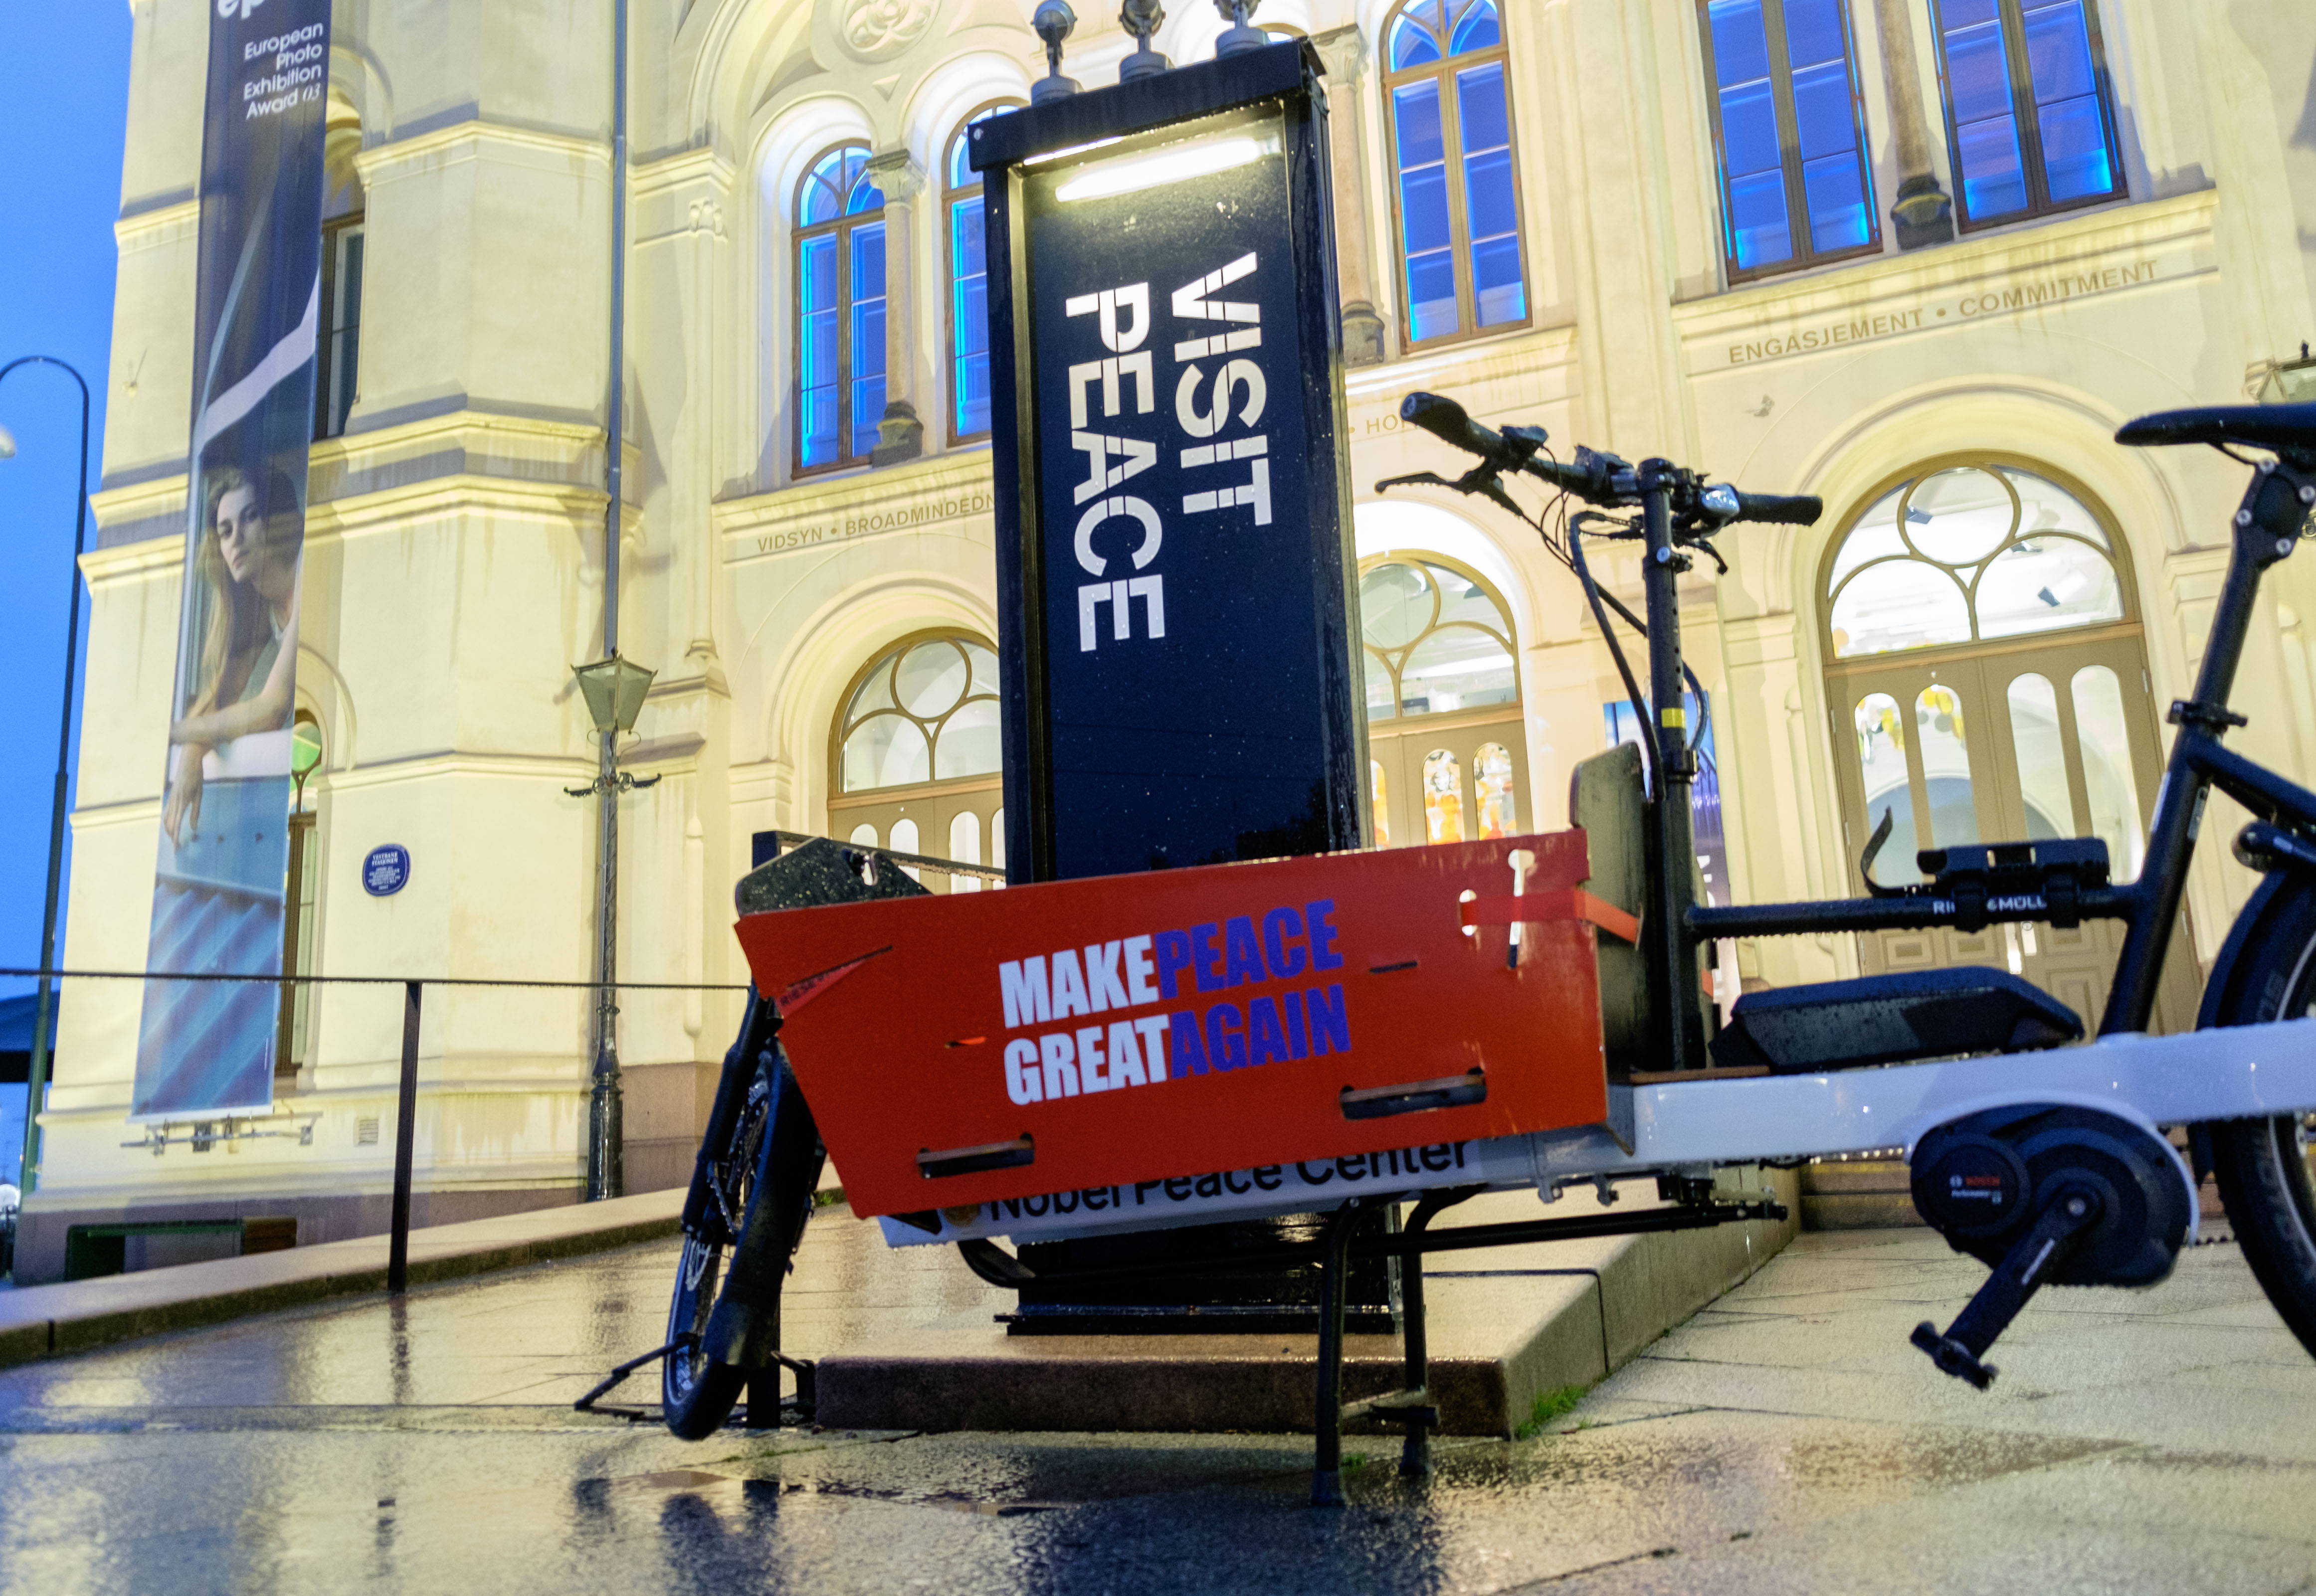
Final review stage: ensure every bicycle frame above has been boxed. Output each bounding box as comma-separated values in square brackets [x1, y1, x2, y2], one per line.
[1668, 455, 2316, 1047]
[661, 419, 2316, 1501]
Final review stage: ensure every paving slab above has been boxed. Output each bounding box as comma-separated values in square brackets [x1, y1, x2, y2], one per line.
[816, 1172, 1801, 1435]
[0, 1187, 685, 1369]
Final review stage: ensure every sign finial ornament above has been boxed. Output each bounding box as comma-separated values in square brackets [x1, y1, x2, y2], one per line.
[1118, 0, 1170, 81]
[1212, 0, 1265, 57]
[1032, 0, 1082, 104]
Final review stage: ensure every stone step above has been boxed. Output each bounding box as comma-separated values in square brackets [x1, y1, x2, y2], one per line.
[817, 1173, 1802, 1437]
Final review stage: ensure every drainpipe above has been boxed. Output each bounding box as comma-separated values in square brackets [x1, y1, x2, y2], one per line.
[587, 0, 631, 1202]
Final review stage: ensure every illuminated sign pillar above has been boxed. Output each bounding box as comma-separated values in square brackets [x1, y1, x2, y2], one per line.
[975, 41, 1366, 887]
[973, 40, 1376, 1325]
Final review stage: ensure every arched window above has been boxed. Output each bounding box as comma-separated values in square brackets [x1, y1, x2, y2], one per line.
[1825, 461, 2124, 660]
[795, 143, 887, 473]
[1819, 457, 2189, 1028]
[1359, 554, 1525, 847]
[829, 633, 1005, 893]
[944, 102, 1021, 445]
[1382, 0, 1527, 348]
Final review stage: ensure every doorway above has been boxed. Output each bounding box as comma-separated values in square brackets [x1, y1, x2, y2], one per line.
[1820, 458, 2198, 1032]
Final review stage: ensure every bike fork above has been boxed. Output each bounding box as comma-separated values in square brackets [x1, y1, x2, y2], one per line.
[702, 1049, 826, 1371]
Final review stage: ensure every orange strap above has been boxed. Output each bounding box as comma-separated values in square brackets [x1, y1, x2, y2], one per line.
[1458, 888, 1640, 945]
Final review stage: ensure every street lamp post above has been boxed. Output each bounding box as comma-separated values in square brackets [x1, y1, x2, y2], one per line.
[568, 0, 642, 1205]
[566, 653, 657, 1202]
[0, 355, 93, 1199]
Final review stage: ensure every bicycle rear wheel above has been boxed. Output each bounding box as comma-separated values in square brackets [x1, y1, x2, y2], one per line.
[2205, 880, 2316, 1356]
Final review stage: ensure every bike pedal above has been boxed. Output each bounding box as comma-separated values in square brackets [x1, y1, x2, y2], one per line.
[1911, 1321, 1997, 1390]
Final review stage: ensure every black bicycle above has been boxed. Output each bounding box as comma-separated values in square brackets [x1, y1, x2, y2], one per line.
[1379, 389, 2316, 1377]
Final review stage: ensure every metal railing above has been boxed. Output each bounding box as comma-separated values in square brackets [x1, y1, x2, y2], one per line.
[0, 965, 745, 1292]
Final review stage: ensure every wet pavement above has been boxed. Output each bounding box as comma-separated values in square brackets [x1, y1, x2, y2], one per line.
[1, 1215, 2312, 1595]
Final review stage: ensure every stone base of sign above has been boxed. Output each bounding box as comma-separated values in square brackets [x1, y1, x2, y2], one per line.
[815, 1171, 1799, 1435]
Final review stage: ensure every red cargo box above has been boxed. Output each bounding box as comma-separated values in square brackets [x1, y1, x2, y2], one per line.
[733, 830, 1622, 1219]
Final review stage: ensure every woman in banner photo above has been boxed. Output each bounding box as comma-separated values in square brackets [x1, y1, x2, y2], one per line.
[161, 465, 302, 846]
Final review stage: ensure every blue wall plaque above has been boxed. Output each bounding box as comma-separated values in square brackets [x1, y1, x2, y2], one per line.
[362, 844, 411, 897]
[975, 43, 1364, 884]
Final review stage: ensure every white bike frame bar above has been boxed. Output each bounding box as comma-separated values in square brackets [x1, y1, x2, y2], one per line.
[882, 1019, 2316, 1249]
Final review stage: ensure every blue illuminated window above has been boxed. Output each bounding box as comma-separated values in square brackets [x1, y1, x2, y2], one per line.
[1930, 0, 2121, 229]
[945, 103, 1020, 445]
[1697, 0, 1878, 280]
[795, 144, 886, 473]
[1383, 0, 1528, 349]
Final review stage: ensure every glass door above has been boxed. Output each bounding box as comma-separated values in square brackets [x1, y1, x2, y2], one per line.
[1829, 634, 2195, 1032]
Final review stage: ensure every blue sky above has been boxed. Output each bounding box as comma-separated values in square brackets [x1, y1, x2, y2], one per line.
[0, 5, 132, 1005]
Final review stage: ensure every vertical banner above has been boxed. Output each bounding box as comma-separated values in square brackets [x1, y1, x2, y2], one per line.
[977, 44, 1365, 885]
[133, 0, 332, 1119]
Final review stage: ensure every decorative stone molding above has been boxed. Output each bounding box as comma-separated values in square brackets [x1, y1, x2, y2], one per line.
[1310, 20, 1364, 82]
[840, 0, 936, 62]
[864, 148, 925, 202]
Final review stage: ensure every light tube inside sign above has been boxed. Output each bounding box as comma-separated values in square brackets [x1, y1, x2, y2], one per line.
[1053, 135, 1269, 203]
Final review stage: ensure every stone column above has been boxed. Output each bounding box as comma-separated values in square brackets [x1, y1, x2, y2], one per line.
[867, 149, 926, 465]
[1312, 24, 1387, 365]
[1871, 0, 1954, 249]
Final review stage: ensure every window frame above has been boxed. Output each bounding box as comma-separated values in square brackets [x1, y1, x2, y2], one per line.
[1927, 0, 2125, 233]
[1356, 552, 1527, 848]
[1379, 0, 1533, 354]
[943, 101, 1023, 450]
[828, 627, 1005, 799]
[792, 141, 887, 477]
[313, 213, 364, 441]
[1693, 0, 1882, 284]
[827, 629, 1005, 893]
[1816, 451, 2142, 669]
[1357, 550, 1523, 725]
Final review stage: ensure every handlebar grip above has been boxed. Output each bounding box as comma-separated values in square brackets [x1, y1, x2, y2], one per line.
[1399, 391, 1515, 463]
[1732, 491, 1822, 527]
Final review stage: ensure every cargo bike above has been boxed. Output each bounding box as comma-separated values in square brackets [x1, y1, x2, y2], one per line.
[631, 393, 2316, 1506]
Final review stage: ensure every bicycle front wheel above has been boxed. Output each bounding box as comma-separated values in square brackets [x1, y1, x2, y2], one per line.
[662, 1233, 748, 1438]
[661, 1069, 771, 1438]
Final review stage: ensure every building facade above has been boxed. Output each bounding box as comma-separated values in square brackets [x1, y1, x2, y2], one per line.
[19, 0, 2316, 1277]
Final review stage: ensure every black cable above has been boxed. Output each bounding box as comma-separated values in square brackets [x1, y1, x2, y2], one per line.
[1565, 512, 1656, 788]
[1381, 442, 1726, 785]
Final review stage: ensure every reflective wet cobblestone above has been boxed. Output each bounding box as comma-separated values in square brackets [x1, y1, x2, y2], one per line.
[1, 1222, 2311, 1595]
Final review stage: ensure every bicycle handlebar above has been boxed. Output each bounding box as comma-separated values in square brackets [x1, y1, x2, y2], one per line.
[1396, 390, 1821, 527]
[1398, 391, 1529, 472]
[1398, 391, 1610, 500]
[1729, 491, 1822, 527]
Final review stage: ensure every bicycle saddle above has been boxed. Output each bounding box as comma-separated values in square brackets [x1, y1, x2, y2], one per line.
[2116, 401, 2316, 462]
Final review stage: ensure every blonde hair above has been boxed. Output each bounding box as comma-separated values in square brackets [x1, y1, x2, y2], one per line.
[186, 466, 301, 720]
